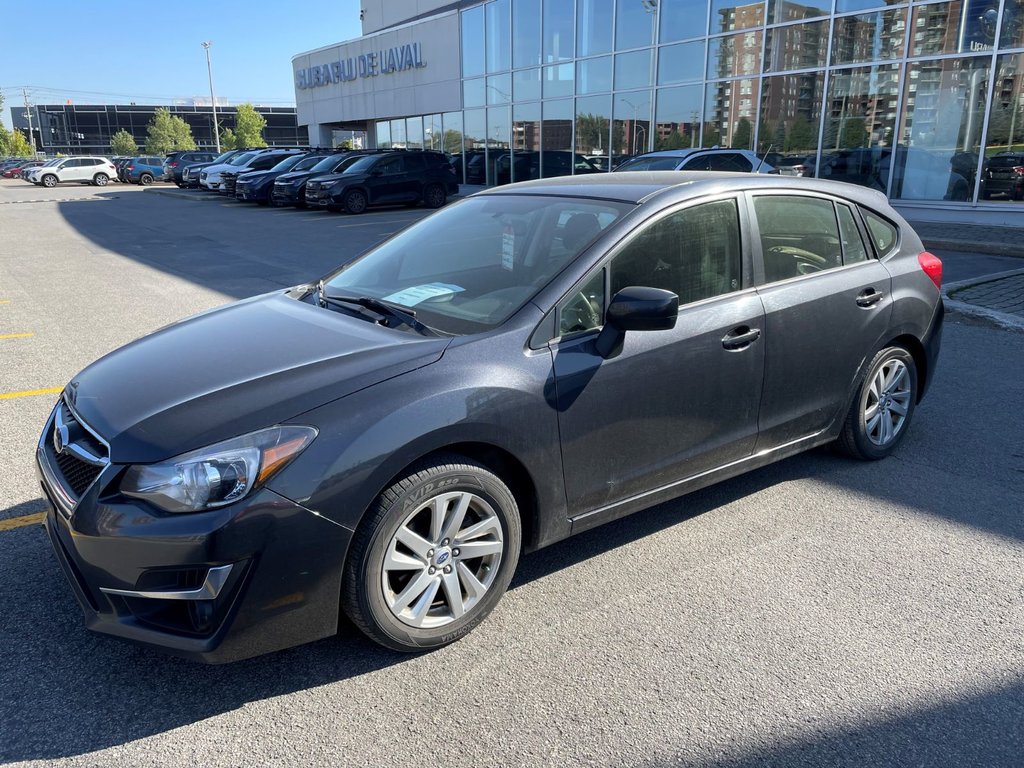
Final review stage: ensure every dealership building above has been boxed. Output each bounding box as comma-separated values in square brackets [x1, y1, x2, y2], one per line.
[293, 0, 1024, 215]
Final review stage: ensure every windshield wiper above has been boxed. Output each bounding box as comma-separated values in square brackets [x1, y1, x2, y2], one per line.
[317, 283, 439, 336]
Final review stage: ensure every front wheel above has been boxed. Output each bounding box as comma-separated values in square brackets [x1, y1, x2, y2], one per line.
[342, 456, 521, 652]
[837, 346, 918, 460]
[42, 174, 58, 188]
[93, 173, 109, 187]
[342, 189, 368, 214]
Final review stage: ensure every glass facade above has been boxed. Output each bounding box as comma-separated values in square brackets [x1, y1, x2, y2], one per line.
[372, 0, 1024, 205]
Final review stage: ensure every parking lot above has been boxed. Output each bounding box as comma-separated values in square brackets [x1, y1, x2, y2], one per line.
[1, 178, 1023, 767]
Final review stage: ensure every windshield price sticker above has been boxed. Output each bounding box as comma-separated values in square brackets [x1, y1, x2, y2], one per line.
[502, 226, 515, 271]
[383, 283, 464, 306]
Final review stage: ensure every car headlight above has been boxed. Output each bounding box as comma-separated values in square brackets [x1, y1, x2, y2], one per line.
[120, 425, 317, 513]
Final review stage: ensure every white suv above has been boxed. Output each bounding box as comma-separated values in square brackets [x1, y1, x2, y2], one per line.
[31, 156, 118, 187]
[199, 150, 264, 191]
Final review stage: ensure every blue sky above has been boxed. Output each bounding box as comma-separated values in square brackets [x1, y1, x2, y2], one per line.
[1, 0, 362, 127]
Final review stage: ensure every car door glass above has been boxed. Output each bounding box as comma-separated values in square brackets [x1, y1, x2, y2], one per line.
[706, 153, 752, 172]
[558, 269, 606, 336]
[682, 154, 711, 171]
[836, 203, 869, 264]
[609, 199, 742, 305]
[753, 195, 843, 282]
[861, 208, 899, 255]
[378, 158, 404, 176]
[405, 154, 427, 172]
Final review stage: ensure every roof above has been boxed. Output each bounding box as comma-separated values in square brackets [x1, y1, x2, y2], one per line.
[473, 171, 892, 208]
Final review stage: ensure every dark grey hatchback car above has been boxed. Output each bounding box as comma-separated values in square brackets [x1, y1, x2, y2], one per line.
[37, 173, 943, 662]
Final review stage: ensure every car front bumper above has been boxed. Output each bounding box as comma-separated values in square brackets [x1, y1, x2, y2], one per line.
[36, 406, 351, 663]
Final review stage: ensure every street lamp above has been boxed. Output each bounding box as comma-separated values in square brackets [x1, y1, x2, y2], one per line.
[201, 41, 221, 152]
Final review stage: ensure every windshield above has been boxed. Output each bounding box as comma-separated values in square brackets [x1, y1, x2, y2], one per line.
[614, 155, 683, 171]
[269, 154, 307, 173]
[342, 155, 379, 174]
[293, 154, 327, 171]
[309, 154, 344, 172]
[322, 195, 632, 334]
[211, 150, 236, 164]
[229, 152, 257, 166]
[41, 159, 62, 167]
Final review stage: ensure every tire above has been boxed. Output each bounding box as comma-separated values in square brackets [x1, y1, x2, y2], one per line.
[93, 173, 109, 187]
[42, 174, 57, 188]
[342, 455, 522, 652]
[837, 345, 918, 461]
[424, 183, 447, 209]
[139, 173, 153, 186]
[342, 189, 368, 214]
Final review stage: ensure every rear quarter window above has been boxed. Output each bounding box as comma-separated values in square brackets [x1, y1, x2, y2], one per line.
[860, 208, 899, 255]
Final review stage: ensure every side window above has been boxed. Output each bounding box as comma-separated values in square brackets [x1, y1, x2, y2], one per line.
[861, 208, 899, 255]
[753, 195, 843, 282]
[836, 203, 869, 264]
[610, 199, 742, 305]
[706, 153, 752, 172]
[558, 269, 606, 337]
[682, 154, 711, 171]
[404, 154, 427, 172]
[378, 157, 405, 175]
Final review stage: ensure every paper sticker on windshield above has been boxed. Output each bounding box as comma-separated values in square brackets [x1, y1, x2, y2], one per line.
[383, 283, 464, 306]
[502, 225, 515, 271]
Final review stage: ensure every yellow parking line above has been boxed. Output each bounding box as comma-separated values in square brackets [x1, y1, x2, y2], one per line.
[0, 512, 45, 532]
[0, 300, 10, 305]
[0, 386, 63, 400]
[0, 332, 34, 340]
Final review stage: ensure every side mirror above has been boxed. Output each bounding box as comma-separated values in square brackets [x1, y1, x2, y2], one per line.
[595, 286, 678, 358]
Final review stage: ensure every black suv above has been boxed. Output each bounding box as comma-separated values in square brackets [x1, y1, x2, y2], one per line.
[163, 151, 218, 186]
[305, 151, 458, 213]
[180, 149, 246, 188]
[234, 150, 334, 204]
[219, 149, 306, 197]
[270, 150, 381, 208]
[981, 153, 1024, 200]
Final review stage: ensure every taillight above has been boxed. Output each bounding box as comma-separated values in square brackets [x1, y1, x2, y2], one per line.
[127, 165, 134, 171]
[170, 161, 178, 167]
[1014, 166, 1024, 175]
[918, 251, 942, 291]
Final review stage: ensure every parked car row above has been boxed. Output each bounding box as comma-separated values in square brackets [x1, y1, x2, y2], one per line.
[167, 147, 461, 214]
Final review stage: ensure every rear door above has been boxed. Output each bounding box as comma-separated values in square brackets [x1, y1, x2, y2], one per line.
[365, 155, 408, 203]
[749, 191, 893, 450]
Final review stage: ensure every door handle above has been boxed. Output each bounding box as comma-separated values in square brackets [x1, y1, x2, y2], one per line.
[856, 288, 885, 307]
[722, 326, 761, 350]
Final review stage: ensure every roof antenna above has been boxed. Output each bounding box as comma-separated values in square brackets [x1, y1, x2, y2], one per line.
[755, 144, 772, 174]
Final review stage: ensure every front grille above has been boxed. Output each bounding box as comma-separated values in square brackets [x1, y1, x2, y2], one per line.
[45, 400, 109, 500]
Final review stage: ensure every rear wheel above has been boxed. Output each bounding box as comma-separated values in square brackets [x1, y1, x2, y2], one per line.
[93, 173, 109, 187]
[139, 173, 154, 186]
[42, 174, 58, 188]
[343, 189, 368, 214]
[424, 183, 447, 209]
[342, 456, 521, 651]
[837, 346, 917, 460]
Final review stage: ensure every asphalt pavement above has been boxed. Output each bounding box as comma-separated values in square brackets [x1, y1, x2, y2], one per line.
[0, 180, 1022, 767]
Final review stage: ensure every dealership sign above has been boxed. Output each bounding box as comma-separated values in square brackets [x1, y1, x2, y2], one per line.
[296, 43, 426, 89]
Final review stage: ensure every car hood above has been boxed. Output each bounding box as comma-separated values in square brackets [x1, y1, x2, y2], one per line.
[275, 169, 321, 184]
[64, 292, 451, 463]
[309, 172, 367, 185]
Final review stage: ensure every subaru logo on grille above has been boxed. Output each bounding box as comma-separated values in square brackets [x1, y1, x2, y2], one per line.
[53, 421, 70, 456]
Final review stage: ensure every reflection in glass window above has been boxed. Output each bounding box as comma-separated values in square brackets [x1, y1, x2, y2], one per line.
[406, 117, 424, 149]
[543, 63, 575, 99]
[764, 21, 828, 73]
[488, 107, 512, 186]
[462, 6, 485, 77]
[615, 49, 654, 91]
[759, 73, 825, 155]
[710, 0, 767, 34]
[658, 41, 706, 86]
[911, 1, 998, 58]
[514, 68, 542, 102]
[425, 115, 443, 151]
[544, 0, 575, 62]
[443, 112, 464, 181]
[656, 85, 703, 149]
[661, 0, 710, 43]
[463, 109, 487, 183]
[832, 10, 906, 65]
[1000, 0, 1024, 48]
[376, 121, 391, 149]
[543, 99, 575, 177]
[578, 0, 613, 56]
[512, 103, 542, 182]
[705, 79, 759, 148]
[707, 29, 764, 79]
[486, 0, 511, 72]
[768, 0, 831, 24]
[488, 73, 513, 105]
[391, 119, 407, 148]
[611, 200, 742, 305]
[513, 0, 542, 68]
[613, 91, 653, 156]
[578, 56, 613, 94]
[983, 53, 1024, 202]
[575, 94, 612, 159]
[835, 0, 898, 12]
[616, 0, 657, 50]
[892, 57, 986, 202]
[465, 77, 487, 108]
[818, 64, 900, 191]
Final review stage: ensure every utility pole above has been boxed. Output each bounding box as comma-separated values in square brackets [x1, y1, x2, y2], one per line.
[22, 88, 35, 155]
[201, 41, 221, 152]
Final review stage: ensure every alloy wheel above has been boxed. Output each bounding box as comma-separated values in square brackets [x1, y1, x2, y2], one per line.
[864, 358, 911, 446]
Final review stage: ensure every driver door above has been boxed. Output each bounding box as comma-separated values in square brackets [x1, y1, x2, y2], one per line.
[550, 197, 765, 516]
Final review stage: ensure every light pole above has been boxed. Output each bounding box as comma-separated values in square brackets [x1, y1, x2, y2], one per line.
[201, 41, 221, 152]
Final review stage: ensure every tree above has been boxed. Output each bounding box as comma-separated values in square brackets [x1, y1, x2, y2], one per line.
[786, 117, 816, 152]
[233, 103, 267, 148]
[0, 92, 11, 156]
[731, 117, 752, 149]
[220, 127, 239, 150]
[575, 113, 609, 153]
[656, 128, 688, 150]
[110, 129, 138, 156]
[144, 107, 196, 154]
[442, 129, 463, 154]
[7, 129, 33, 157]
[839, 117, 869, 149]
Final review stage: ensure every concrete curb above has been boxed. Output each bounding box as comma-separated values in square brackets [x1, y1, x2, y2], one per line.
[942, 267, 1024, 332]
[920, 237, 1024, 258]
